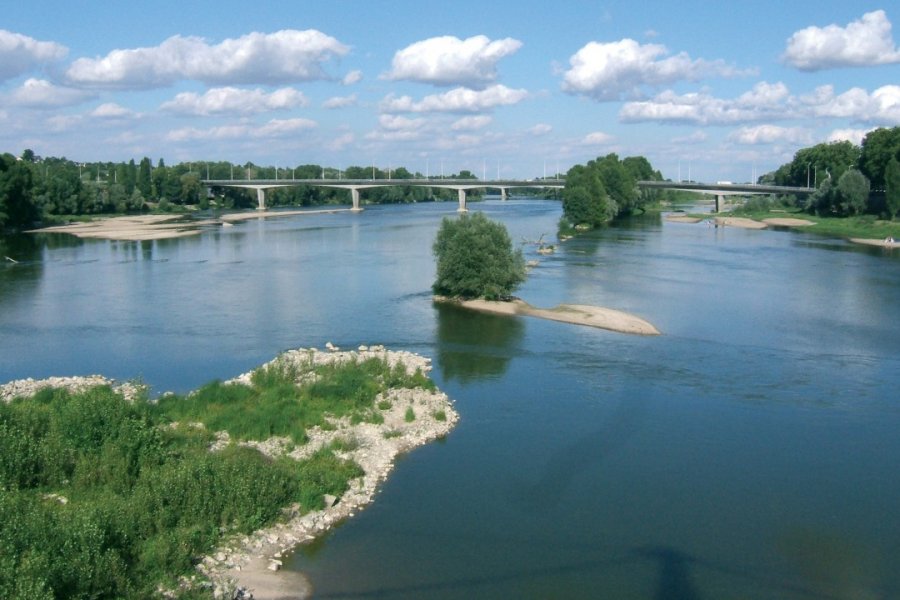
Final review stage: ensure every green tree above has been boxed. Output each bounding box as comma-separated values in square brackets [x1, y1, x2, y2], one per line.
[835, 169, 870, 216]
[561, 163, 613, 227]
[594, 154, 637, 214]
[775, 141, 861, 189]
[859, 127, 900, 189]
[432, 212, 525, 300]
[137, 157, 152, 197]
[885, 156, 900, 219]
[0, 153, 39, 228]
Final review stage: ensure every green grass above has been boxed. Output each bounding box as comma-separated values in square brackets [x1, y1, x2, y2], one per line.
[156, 356, 434, 444]
[404, 406, 416, 423]
[0, 384, 364, 599]
[704, 207, 900, 241]
[432, 410, 447, 422]
[0, 354, 436, 598]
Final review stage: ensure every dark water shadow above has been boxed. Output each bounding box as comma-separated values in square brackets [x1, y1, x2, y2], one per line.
[313, 540, 854, 599]
[433, 302, 524, 384]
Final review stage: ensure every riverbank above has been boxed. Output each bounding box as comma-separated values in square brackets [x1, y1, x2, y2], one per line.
[665, 210, 900, 247]
[0, 346, 458, 600]
[203, 346, 458, 599]
[435, 297, 661, 335]
[27, 208, 353, 241]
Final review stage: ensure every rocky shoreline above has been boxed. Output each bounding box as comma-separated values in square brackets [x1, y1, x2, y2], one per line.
[1, 345, 459, 600]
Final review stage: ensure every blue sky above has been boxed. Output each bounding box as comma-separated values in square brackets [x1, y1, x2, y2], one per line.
[2, 0, 899, 181]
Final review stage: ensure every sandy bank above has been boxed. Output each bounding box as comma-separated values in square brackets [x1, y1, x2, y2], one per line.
[713, 216, 768, 229]
[438, 297, 660, 336]
[762, 217, 816, 227]
[30, 214, 218, 241]
[667, 215, 816, 229]
[30, 209, 350, 241]
[201, 345, 458, 600]
[664, 215, 703, 223]
[849, 237, 899, 249]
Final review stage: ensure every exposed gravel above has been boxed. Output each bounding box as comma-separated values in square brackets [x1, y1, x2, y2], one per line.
[1, 345, 458, 600]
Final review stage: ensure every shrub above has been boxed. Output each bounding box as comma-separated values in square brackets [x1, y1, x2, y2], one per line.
[432, 212, 525, 300]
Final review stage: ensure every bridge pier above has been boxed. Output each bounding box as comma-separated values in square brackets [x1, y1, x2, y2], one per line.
[256, 188, 266, 210]
[500, 187, 508, 201]
[457, 189, 468, 212]
[714, 194, 724, 213]
[350, 188, 362, 212]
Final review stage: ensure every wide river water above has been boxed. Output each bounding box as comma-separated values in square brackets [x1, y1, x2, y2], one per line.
[2, 199, 900, 599]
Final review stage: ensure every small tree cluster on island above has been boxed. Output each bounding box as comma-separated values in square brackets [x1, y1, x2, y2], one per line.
[560, 153, 664, 229]
[432, 212, 525, 301]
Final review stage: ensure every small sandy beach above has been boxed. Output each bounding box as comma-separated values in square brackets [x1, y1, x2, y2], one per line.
[762, 217, 816, 227]
[29, 209, 354, 242]
[438, 297, 661, 336]
[30, 214, 216, 241]
[665, 215, 816, 229]
[849, 237, 899, 249]
[664, 215, 704, 223]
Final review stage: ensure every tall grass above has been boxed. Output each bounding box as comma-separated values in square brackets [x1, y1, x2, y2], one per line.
[0, 380, 365, 599]
[156, 355, 434, 444]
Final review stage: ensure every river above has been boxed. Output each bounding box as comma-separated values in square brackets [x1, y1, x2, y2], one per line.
[2, 199, 899, 599]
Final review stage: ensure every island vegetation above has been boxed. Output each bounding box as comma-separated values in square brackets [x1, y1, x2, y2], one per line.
[560, 153, 665, 229]
[432, 212, 526, 300]
[0, 350, 450, 599]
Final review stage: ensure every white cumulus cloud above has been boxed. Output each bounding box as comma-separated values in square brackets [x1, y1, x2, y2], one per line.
[384, 35, 522, 87]
[91, 103, 136, 119]
[727, 125, 813, 145]
[366, 115, 428, 142]
[620, 81, 900, 126]
[582, 131, 614, 145]
[167, 117, 316, 142]
[160, 87, 308, 116]
[380, 84, 528, 113]
[451, 115, 492, 131]
[783, 10, 900, 71]
[562, 38, 746, 101]
[827, 128, 874, 145]
[528, 123, 552, 136]
[806, 84, 900, 124]
[0, 29, 67, 81]
[323, 94, 358, 109]
[67, 30, 349, 88]
[9, 78, 92, 108]
[342, 70, 362, 85]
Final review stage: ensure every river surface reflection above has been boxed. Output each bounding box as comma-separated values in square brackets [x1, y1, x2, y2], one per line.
[2, 200, 899, 598]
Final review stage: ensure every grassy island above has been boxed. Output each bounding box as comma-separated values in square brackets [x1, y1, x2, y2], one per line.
[0, 347, 456, 599]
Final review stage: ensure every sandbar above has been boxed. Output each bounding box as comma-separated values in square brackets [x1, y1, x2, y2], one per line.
[30, 214, 216, 241]
[849, 237, 899, 249]
[665, 215, 703, 223]
[714, 216, 768, 229]
[438, 297, 660, 336]
[762, 217, 815, 227]
[30, 208, 352, 241]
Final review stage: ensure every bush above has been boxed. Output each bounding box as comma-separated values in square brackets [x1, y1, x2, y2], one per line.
[0, 384, 366, 598]
[432, 212, 525, 300]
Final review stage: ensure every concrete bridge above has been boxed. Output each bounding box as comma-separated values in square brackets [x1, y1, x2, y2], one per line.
[202, 178, 564, 212]
[637, 181, 814, 212]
